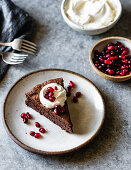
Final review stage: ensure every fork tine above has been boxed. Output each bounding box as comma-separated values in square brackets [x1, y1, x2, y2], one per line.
[8, 61, 24, 65]
[21, 46, 36, 53]
[21, 49, 35, 55]
[22, 39, 37, 47]
[11, 56, 26, 60]
[14, 53, 28, 57]
[22, 42, 37, 50]
[10, 58, 25, 62]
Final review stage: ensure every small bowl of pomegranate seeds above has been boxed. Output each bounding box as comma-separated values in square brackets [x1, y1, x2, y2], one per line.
[89, 37, 131, 82]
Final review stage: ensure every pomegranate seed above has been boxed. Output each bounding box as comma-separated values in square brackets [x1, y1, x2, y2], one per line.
[26, 112, 31, 119]
[98, 66, 102, 70]
[104, 60, 112, 65]
[111, 51, 115, 55]
[69, 81, 75, 88]
[67, 86, 72, 91]
[116, 41, 121, 45]
[122, 50, 128, 55]
[23, 118, 28, 123]
[21, 113, 26, 119]
[49, 92, 54, 97]
[108, 69, 114, 75]
[54, 86, 58, 90]
[30, 131, 35, 136]
[121, 65, 126, 69]
[44, 94, 49, 99]
[61, 108, 65, 113]
[107, 46, 114, 51]
[67, 91, 71, 97]
[55, 105, 61, 109]
[46, 89, 50, 94]
[76, 92, 82, 97]
[122, 59, 128, 64]
[100, 58, 104, 62]
[106, 54, 111, 58]
[49, 97, 56, 102]
[73, 96, 78, 103]
[118, 45, 123, 48]
[116, 71, 120, 75]
[34, 133, 41, 138]
[47, 87, 54, 92]
[35, 122, 40, 128]
[119, 55, 125, 59]
[109, 56, 115, 60]
[39, 128, 45, 133]
[54, 108, 59, 115]
[95, 64, 99, 67]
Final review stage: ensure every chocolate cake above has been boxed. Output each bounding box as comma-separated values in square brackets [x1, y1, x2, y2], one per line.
[25, 78, 73, 133]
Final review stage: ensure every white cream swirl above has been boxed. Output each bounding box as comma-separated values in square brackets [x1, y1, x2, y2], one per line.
[65, 0, 118, 29]
[40, 83, 67, 109]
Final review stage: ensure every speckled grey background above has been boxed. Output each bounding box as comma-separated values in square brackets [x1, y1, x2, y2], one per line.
[0, 0, 131, 170]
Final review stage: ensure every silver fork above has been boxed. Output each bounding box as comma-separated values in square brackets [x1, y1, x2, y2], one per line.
[0, 51, 28, 65]
[0, 38, 37, 55]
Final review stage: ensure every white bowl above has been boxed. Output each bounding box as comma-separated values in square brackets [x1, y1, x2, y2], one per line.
[61, 0, 122, 35]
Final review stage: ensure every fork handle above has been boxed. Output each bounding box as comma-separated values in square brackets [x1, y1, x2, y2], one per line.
[0, 42, 12, 47]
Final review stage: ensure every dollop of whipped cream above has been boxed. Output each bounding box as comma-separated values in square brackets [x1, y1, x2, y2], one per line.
[65, 0, 117, 29]
[40, 83, 67, 109]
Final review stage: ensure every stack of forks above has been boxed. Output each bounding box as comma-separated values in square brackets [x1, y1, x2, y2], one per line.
[0, 38, 37, 65]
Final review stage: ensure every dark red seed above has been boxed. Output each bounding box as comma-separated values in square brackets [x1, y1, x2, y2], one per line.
[67, 86, 72, 91]
[35, 122, 40, 128]
[107, 46, 114, 51]
[109, 56, 115, 60]
[111, 51, 115, 55]
[100, 58, 104, 62]
[34, 133, 41, 138]
[98, 66, 102, 70]
[46, 89, 50, 94]
[122, 59, 128, 64]
[104, 60, 112, 65]
[67, 91, 71, 97]
[54, 86, 58, 90]
[106, 54, 111, 58]
[108, 69, 114, 75]
[55, 105, 61, 109]
[26, 112, 31, 119]
[54, 108, 59, 115]
[39, 128, 45, 133]
[119, 55, 125, 59]
[47, 87, 54, 92]
[61, 108, 65, 113]
[49, 97, 56, 102]
[73, 96, 78, 103]
[23, 118, 28, 123]
[69, 81, 75, 88]
[21, 113, 26, 119]
[49, 92, 54, 98]
[44, 94, 49, 99]
[30, 131, 35, 136]
[76, 92, 82, 97]
[118, 45, 123, 48]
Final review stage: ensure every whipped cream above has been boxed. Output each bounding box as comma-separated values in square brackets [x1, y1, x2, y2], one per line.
[40, 83, 67, 109]
[65, 0, 118, 29]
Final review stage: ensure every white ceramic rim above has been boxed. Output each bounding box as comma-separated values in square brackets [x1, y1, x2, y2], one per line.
[61, 0, 122, 31]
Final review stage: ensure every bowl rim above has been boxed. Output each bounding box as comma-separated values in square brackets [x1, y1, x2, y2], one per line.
[61, 0, 122, 31]
[89, 36, 131, 80]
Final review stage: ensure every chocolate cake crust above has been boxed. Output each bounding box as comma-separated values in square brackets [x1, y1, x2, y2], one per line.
[25, 78, 73, 133]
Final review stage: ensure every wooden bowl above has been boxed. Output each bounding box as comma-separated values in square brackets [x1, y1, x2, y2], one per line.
[89, 37, 131, 82]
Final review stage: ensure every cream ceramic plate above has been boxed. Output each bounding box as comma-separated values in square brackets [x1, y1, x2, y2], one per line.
[3, 69, 105, 155]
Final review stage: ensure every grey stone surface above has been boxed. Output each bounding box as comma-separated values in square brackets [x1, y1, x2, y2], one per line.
[0, 0, 131, 169]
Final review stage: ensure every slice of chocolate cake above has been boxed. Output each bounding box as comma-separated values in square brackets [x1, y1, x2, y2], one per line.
[25, 78, 73, 133]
